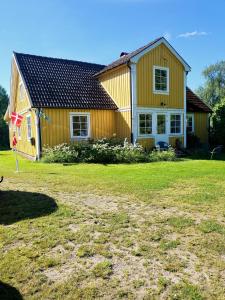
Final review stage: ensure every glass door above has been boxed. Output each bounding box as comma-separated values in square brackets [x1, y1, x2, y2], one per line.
[155, 114, 168, 145]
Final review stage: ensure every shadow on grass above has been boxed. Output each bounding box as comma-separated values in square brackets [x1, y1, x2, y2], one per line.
[0, 190, 57, 225]
[0, 281, 23, 300]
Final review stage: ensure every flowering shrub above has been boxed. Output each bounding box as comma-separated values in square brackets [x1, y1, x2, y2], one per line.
[43, 139, 177, 164]
[42, 143, 79, 163]
[149, 148, 176, 162]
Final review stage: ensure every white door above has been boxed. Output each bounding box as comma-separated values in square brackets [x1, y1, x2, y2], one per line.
[155, 114, 169, 145]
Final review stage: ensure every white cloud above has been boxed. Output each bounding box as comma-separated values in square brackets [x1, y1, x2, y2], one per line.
[163, 32, 171, 41]
[177, 31, 209, 38]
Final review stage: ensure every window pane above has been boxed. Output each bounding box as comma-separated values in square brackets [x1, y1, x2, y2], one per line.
[170, 114, 181, 134]
[139, 114, 145, 121]
[80, 116, 87, 123]
[154, 68, 168, 92]
[157, 115, 166, 134]
[72, 115, 89, 137]
[139, 114, 152, 135]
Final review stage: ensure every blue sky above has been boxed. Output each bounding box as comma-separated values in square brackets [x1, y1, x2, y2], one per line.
[0, 0, 224, 94]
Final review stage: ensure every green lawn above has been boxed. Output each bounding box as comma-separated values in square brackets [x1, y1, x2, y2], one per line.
[0, 151, 225, 299]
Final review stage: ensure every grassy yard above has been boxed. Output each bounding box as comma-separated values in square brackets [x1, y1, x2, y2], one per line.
[0, 151, 225, 299]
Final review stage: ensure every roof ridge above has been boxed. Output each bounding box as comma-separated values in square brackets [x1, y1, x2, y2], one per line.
[94, 36, 164, 77]
[13, 51, 107, 68]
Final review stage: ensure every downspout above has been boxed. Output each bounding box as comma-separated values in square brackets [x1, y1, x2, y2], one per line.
[127, 63, 133, 143]
[35, 108, 42, 160]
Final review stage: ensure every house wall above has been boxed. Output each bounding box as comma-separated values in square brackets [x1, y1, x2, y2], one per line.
[9, 68, 37, 159]
[99, 65, 131, 109]
[115, 110, 131, 141]
[41, 108, 116, 147]
[136, 43, 185, 109]
[194, 112, 209, 144]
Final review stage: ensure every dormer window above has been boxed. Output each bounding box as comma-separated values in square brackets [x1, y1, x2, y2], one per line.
[153, 66, 169, 94]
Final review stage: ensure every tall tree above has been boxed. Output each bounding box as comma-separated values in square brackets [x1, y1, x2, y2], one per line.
[196, 61, 225, 107]
[0, 86, 9, 149]
[211, 98, 225, 146]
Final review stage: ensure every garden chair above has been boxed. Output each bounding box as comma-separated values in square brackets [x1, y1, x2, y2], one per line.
[0, 176, 3, 183]
[156, 141, 170, 151]
[210, 145, 223, 160]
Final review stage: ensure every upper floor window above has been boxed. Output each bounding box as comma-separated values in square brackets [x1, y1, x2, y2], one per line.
[139, 113, 152, 135]
[70, 113, 90, 139]
[19, 82, 25, 101]
[153, 66, 169, 94]
[170, 114, 182, 134]
[186, 114, 194, 133]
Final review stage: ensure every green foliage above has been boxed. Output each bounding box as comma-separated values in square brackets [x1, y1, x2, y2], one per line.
[42, 143, 79, 163]
[196, 61, 225, 107]
[92, 261, 113, 278]
[43, 140, 147, 164]
[198, 220, 225, 234]
[211, 98, 225, 146]
[149, 148, 176, 162]
[0, 86, 9, 149]
[77, 245, 95, 257]
[167, 217, 194, 229]
[169, 282, 203, 300]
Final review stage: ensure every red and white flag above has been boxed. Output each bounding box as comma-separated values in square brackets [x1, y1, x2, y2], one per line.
[12, 135, 17, 147]
[11, 112, 23, 127]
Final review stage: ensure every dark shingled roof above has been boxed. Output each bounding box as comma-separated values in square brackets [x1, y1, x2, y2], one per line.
[94, 36, 191, 77]
[14, 52, 210, 114]
[94, 37, 163, 77]
[14, 52, 117, 110]
[186, 87, 212, 113]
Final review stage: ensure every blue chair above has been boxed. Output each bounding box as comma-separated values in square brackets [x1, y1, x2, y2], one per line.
[156, 141, 169, 151]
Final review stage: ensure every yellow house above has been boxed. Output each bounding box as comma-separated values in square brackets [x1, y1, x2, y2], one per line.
[5, 37, 212, 160]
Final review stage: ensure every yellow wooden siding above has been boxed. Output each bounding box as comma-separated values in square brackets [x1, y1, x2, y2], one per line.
[137, 43, 184, 108]
[41, 109, 116, 147]
[9, 62, 37, 158]
[10, 110, 37, 157]
[15, 78, 31, 112]
[99, 65, 131, 109]
[169, 136, 184, 147]
[116, 110, 131, 141]
[194, 113, 209, 144]
[138, 138, 155, 150]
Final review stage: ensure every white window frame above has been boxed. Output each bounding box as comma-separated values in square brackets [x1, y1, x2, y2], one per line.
[19, 81, 24, 101]
[69, 112, 90, 139]
[170, 114, 183, 135]
[138, 113, 153, 136]
[186, 113, 194, 133]
[153, 65, 169, 95]
[26, 115, 32, 141]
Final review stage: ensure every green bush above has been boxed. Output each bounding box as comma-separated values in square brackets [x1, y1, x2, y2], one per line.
[42, 143, 79, 163]
[43, 139, 177, 164]
[149, 148, 176, 162]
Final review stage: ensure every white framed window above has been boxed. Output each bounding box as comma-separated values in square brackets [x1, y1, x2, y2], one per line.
[70, 112, 90, 139]
[153, 66, 169, 94]
[26, 115, 32, 140]
[138, 113, 152, 135]
[157, 114, 166, 134]
[170, 114, 182, 134]
[186, 114, 194, 133]
[17, 126, 21, 140]
[19, 82, 25, 101]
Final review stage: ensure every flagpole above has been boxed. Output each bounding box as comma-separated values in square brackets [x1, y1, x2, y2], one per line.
[13, 124, 19, 173]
